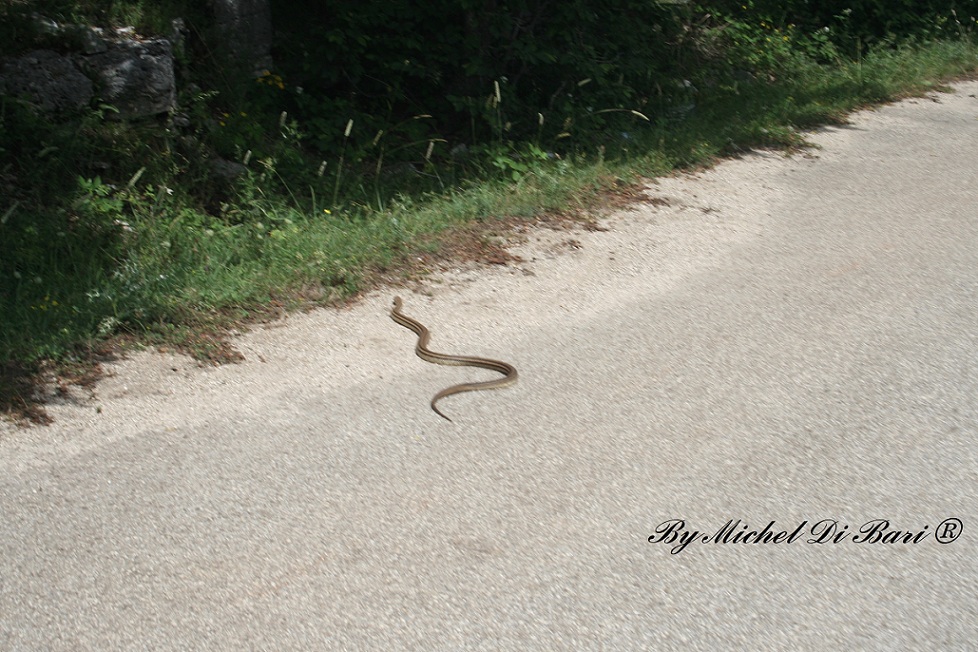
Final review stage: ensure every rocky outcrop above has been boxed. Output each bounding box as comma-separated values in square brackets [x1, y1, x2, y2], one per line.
[0, 4, 273, 118]
[0, 50, 94, 112]
[0, 20, 176, 119]
[80, 39, 176, 118]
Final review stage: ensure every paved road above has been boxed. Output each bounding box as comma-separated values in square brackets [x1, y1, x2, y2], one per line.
[2, 83, 977, 650]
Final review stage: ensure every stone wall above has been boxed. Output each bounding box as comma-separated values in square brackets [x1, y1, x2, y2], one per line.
[0, 22, 177, 119]
[0, 1, 274, 118]
[0, 49, 94, 113]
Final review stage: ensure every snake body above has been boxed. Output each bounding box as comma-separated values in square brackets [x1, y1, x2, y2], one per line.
[391, 296, 518, 421]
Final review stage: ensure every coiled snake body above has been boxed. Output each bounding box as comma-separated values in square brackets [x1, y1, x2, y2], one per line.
[390, 296, 518, 421]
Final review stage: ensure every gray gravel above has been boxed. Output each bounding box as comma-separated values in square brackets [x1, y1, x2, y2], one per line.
[2, 82, 977, 650]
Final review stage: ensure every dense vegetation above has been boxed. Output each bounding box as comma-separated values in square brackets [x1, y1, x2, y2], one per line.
[2, 0, 978, 418]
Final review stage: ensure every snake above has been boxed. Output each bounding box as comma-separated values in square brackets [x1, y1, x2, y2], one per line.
[390, 296, 518, 422]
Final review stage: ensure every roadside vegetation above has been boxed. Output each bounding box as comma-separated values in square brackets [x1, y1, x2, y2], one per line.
[3, 0, 978, 422]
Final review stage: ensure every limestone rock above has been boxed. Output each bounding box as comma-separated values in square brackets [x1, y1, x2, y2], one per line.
[0, 49, 94, 112]
[210, 157, 249, 182]
[81, 39, 176, 118]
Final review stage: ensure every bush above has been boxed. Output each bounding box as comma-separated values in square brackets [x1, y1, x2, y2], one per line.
[703, 0, 978, 55]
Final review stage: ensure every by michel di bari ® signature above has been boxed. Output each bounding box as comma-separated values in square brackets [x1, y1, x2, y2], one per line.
[648, 518, 963, 555]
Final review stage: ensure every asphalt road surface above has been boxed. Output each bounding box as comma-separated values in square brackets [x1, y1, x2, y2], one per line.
[2, 82, 977, 650]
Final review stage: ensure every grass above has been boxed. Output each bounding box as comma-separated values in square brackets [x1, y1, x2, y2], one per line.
[3, 35, 978, 424]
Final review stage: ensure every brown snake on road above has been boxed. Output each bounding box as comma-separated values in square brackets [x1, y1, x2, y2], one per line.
[390, 296, 518, 421]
